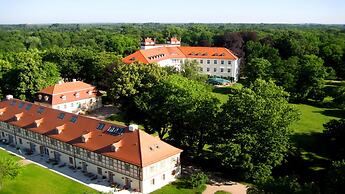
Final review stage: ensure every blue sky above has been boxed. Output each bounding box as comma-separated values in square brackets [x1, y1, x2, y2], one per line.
[0, 0, 344, 24]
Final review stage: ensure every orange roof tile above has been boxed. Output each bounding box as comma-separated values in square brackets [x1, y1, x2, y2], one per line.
[0, 99, 182, 167]
[38, 81, 99, 105]
[122, 46, 238, 64]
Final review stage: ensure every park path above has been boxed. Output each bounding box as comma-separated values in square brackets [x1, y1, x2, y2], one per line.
[203, 183, 248, 194]
[19, 159, 32, 166]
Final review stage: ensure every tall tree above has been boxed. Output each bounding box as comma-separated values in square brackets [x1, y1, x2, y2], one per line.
[105, 62, 167, 124]
[11, 49, 61, 100]
[214, 80, 299, 182]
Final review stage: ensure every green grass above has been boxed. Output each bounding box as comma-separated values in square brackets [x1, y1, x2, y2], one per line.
[291, 103, 345, 134]
[214, 191, 232, 194]
[0, 150, 97, 194]
[0, 149, 21, 161]
[150, 180, 206, 194]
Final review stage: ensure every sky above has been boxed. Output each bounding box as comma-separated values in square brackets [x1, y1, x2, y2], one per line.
[0, 0, 344, 24]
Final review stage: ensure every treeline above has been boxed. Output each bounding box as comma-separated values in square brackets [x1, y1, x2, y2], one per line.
[1, 23, 345, 102]
[0, 24, 345, 193]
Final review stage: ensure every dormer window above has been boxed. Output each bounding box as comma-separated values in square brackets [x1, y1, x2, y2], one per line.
[44, 95, 49, 101]
[74, 92, 80, 98]
[87, 91, 92, 96]
[34, 118, 43, 128]
[61, 95, 66, 100]
[14, 113, 23, 121]
[81, 132, 92, 143]
[38, 94, 42, 100]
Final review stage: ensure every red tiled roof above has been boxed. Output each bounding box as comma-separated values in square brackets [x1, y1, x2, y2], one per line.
[0, 99, 182, 167]
[38, 81, 99, 105]
[122, 46, 238, 64]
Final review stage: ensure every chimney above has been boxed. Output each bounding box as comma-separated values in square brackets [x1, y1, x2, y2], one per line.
[58, 80, 63, 85]
[129, 124, 138, 132]
[72, 79, 77, 82]
[5, 95, 13, 100]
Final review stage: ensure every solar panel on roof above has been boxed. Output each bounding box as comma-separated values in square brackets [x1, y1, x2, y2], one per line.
[107, 126, 125, 135]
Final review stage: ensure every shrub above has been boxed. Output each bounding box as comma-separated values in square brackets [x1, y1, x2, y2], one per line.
[186, 172, 208, 188]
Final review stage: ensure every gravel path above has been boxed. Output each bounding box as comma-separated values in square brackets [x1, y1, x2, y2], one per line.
[203, 183, 248, 194]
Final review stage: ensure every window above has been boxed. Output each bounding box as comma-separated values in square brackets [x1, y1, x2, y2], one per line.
[162, 174, 166, 180]
[228, 69, 231, 73]
[71, 103, 74, 107]
[50, 139, 56, 146]
[76, 148, 80, 155]
[87, 152, 91, 158]
[124, 164, 130, 171]
[151, 178, 155, 185]
[69, 157, 73, 164]
[19, 138, 22, 144]
[64, 104, 67, 109]
[70, 116, 78, 123]
[97, 154, 102, 162]
[214, 60, 217, 64]
[214, 68, 217, 72]
[199, 67, 203, 72]
[200, 59, 203, 64]
[221, 68, 224, 72]
[57, 113, 65, 119]
[18, 102, 25, 109]
[221, 60, 224, 64]
[109, 159, 114, 166]
[97, 167, 102, 175]
[37, 107, 45, 114]
[207, 60, 210, 64]
[25, 104, 32, 111]
[96, 123, 105, 130]
[228, 61, 231, 65]
[1, 132, 4, 137]
[57, 106, 60, 110]
[65, 144, 71, 151]
[207, 68, 210, 72]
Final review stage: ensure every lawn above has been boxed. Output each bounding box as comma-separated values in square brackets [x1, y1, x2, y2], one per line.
[150, 180, 206, 194]
[291, 103, 344, 134]
[0, 150, 97, 194]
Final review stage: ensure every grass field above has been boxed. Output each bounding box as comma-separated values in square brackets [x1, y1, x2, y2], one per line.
[150, 180, 206, 194]
[291, 103, 344, 134]
[0, 150, 97, 194]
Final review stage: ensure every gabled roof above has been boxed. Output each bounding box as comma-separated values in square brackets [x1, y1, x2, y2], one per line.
[122, 46, 238, 64]
[38, 81, 99, 105]
[40, 81, 95, 95]
[0, 99, 182, 167]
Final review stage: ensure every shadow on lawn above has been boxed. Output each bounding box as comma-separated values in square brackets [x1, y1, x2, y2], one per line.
[314, 109, 345, 119]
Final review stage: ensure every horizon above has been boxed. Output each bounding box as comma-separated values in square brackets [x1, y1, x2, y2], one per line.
[1, 0, 344, 25]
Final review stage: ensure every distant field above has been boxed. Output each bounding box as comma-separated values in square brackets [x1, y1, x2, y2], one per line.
[0, 149, 97, 194]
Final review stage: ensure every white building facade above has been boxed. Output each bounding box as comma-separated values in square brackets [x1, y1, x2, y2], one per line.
[0, 99, 182, 193]
[123, 37, 240, 81]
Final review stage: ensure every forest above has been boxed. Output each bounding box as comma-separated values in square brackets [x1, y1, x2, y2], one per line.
[0, 23, 345, 194]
